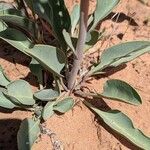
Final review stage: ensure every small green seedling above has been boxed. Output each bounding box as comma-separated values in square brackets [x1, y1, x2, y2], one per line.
[0, 0, 150, 149]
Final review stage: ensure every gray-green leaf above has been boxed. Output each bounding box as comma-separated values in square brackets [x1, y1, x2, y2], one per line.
[34, 89, 59, 101]
[89, 0, 120, 31]
[0, 88, 16, 109]
[42, 101, 55, 121]
[0, 28, 66, 76]
[26, 45, 66, 76]
[85, 30, 101, 51]
[17, 118, 40, 150]
[0, 8, 36, 35]
[0, 27, 33, 55]
[7, 80, 35, 106]
[53, 97, 74, 113]
[70, 4, 80, 36]
[84, 101, 150, 150]
[0, 65, 10, 87]
[100, 79, 142, 105]
[26, 0, 71, 49]
[90, 41, 150, 75]
[29, 58, 43, 85]
[0, 2, 14, 11]
[63, 29, 76, 55]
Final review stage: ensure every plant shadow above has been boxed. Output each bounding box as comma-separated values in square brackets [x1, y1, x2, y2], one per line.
[0, 40, 31, 67]
[105, 12, 138, 26]
[85, 97, 143, 150]
[0, 119, 21, 150]
[93, 64, 127, 80]
[0, 40, 39, 87]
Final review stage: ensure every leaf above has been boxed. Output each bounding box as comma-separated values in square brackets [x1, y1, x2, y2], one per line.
[0, 28, 66, 76]
[0, 65, 10, 87]
[34, 89, 59, 101]
[85, 30, 101, 51]
[0, 27, 33, 55]
[26, 0, 71, 49]
[7, 80, 35, 106]
[0, 8, 36, 35]
[90, 41, 150, 75]
[0, 2, 14, 10]
[70, 4, 80, 36]
[89, 0, 120, 31]
[100, 79, 142, 105]
[84, 101, 150, 150]
[53, 97, 74, 113]
[29, 58, 43, 85]
[17, 118, 40, 150]
[71, 30, 102, 52]
[26, 44, 66, 76]
[63, 29, 76, 54]
[0, 88, 16, 109]
[0, 20, 7, 32]
[42, 101, 55, 121]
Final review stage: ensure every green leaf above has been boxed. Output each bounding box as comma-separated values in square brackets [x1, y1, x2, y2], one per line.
[0, 65, 10, 87]
[63, 29, 76, 54]
[84, 101, 150, 150]
[89, 0, 120, 31]
[85, 30, 101, 51]
[0, 28, 66, 76]
[0, 88, 16, 109]
[26, 45, 66, 76]
[0, 27, 33, 55]
[7, 80, 35, 106]
[34, 89, 59, 101]
[53, 97, 74, 113]
[0, 21, 7, 32]
[71, 30, 102, 52]
[29, 58, 43, 85]
[70, 4, 80, 36]
[26, 0, 71, 49]
[0, 2, 14, 10]
[42, 101, 55, 121]
[17, 118, 40, 150]
[100, 79, 142, 105]
[0, 8, 36, 35]
[90, 41, 150, 75]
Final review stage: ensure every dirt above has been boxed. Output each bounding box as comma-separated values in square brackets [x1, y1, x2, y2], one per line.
[0, 0, 150, 150]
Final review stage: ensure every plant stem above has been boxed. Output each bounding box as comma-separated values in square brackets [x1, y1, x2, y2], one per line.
[67, 0, 89, 90]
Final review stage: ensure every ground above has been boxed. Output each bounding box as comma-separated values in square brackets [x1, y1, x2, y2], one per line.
[0, 0, 150, 150]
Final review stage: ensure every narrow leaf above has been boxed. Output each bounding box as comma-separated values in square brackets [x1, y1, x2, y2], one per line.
[63, 29, 76, 54]
[90, 41, 150, 74]
[17, 118, 40, 150]
[0, 8, 36, 35]
[89, 0, 120, 31]
[34, 89, 59, 101]
[7, 80, 35, 106]
[84, 101, 150, 150]
[100, 79, 142, 105]
[70, 4, 80, 36]
[26, 0, 71, 49]
[42, 101, 55, 121]
[53, 97, 74, 113]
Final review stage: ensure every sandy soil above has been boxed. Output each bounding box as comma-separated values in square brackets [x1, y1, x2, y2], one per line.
[0, 0, 150, 150]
